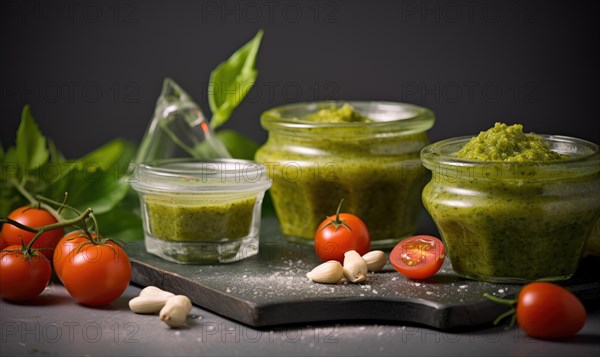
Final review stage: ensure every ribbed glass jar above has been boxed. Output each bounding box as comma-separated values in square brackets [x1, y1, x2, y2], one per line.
[256, 101, 435, 248]
[131, 159, 271, 264]
[421, 135, 600, 282]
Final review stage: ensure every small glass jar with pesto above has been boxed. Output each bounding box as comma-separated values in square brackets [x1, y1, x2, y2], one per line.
[131, 159, 272, 264]
[255, 101, 435, 248]
[421, 125, 600, 283]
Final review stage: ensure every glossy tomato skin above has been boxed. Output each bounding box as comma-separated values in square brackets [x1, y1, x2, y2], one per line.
[61, 241, 131, 306]
[389, 235, 446, 280]
[517, 282, 586, 339]
[0, 232, 7, 250]
[0, 245, 52, 301]
[53, 231, 92, 282]
[314, 213, 370, 263]
[2, 206, 64, 260]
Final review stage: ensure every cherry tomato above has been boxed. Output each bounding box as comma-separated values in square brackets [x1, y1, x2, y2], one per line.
[389, 235, 446, 280]
[61, 241, 131, 306]
[0, 245, 52, 301]
[0, 232, 7, 250]
[2, 206, 64, 260]
[517, 282, 586, 339]
[314, 201, 370, 263]
[53, 230, 92, 282]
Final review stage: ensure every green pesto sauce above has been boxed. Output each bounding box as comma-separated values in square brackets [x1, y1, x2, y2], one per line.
[423, 180, 598, 281]
[422, 123, 599, 282]
[146, 197, 256, 242]
[456, 123, 562, 162]
[300, 103, 373, 123]
[256, 106, 429, 246]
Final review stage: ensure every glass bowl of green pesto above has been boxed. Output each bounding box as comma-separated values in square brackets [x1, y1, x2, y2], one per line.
[131, 159, 272, 264]
[255, 101, 435, 248]
[421, 123, 600, 283]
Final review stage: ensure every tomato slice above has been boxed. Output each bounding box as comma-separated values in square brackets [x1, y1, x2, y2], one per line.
[389, 235, 446, 280]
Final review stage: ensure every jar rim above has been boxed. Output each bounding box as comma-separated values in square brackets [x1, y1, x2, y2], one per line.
[130, 158, 272, 194]
[260, 101, 435, 135]
[421, 135, 600, 177]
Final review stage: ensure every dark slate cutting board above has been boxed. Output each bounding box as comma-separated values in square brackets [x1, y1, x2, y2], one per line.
[125, 216, 600, 329]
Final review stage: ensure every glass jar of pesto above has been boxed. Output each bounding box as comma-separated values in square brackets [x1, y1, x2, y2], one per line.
[421, 132, 600, 283]
[255, 101, 435, 248]
[131, 159, 272, 264]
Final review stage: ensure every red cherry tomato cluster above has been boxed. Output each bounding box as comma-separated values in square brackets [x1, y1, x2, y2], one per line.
[0, 206, 130, 305]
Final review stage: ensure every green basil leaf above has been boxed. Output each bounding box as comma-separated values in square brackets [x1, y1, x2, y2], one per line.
[78, 139, 124, 171]
[94, 208, 143, 242]
[46, 166, 129, 214]
[1, 146, 19, 182]
[209, 30, 263, 130]
[47, 139, 125, 185]
[47, 138, 65, 163]
[216, 130, 259, 161]
[16, 105, 49, 173]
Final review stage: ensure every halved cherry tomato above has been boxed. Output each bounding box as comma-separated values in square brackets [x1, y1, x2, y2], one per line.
[2, 206, 64, 260]
[517, 282, 586, 339]
[0, 245, 52, 302]
[389, 235, 446, 280]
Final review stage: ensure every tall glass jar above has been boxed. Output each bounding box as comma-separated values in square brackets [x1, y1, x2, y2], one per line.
[255, 101, 435, 248]
[421, 135, 600, 282]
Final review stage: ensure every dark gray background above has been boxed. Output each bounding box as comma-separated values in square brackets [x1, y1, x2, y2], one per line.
[1, 0, 598, 157]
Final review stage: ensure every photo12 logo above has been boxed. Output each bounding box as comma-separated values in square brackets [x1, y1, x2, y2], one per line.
[1, 321, 139, 344]
[2, 1, 140, 25]
[1, 81, 140, 105]
[398, 1, 537, 24]
[199, 1, 340, 24]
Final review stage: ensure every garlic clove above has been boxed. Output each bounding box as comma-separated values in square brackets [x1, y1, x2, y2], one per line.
[362, 250, 387, 272]
[343, 250, 368, 283]
[129, 296, 170, 314]
[160, 295, 192, 328]
[306, 261, 344, 284]
[139, 286, 175, 299]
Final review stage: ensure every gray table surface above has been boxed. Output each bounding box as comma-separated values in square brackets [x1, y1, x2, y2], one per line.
[1, 283, 599, 357]
[2, 211, 600, 356]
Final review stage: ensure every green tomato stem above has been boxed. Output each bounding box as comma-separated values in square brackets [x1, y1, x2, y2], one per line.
[483, 292, 518, 331]
[8, 178, 62, 222]
[483, 293, 517, 306]
[35, 194, 82, 217]
[318, 199, 352, 233]
[1, 208, 94, 253]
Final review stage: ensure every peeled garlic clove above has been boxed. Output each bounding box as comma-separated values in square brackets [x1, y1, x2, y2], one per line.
[139, 286, 175, 299]
[362, 250, 387, 272]
[306, 261, 344, 284]
[129, 296, 170, 314]
[160, 295, 192, 328]
[343, 250, 368, 283]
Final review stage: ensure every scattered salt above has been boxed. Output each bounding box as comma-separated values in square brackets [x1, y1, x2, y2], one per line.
[426, 291, 433, 295]
[498, 289, 505, 293]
